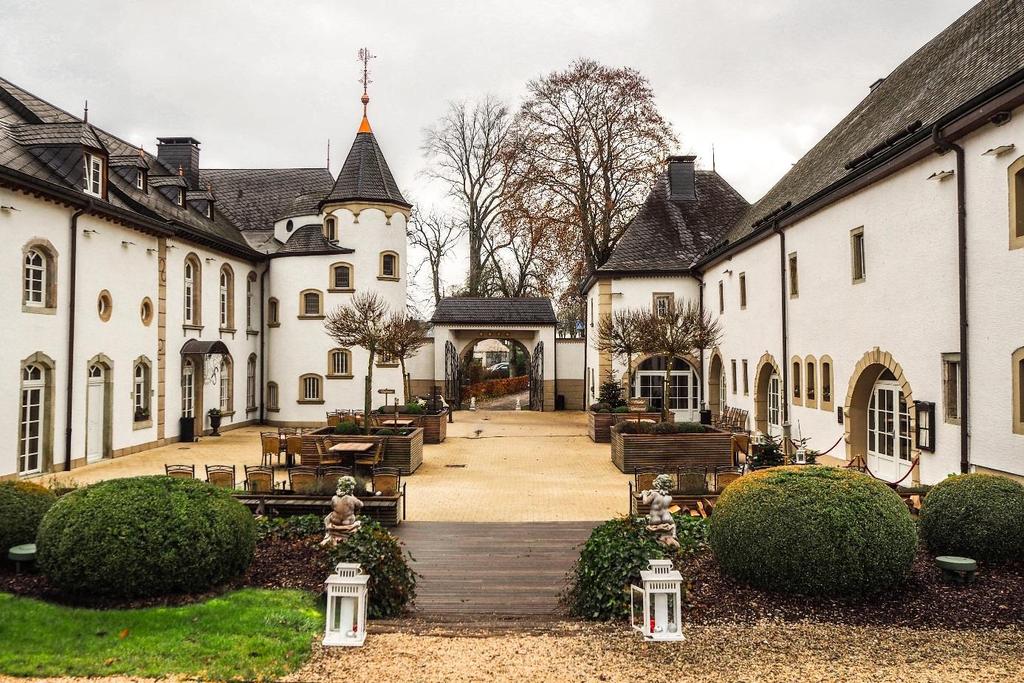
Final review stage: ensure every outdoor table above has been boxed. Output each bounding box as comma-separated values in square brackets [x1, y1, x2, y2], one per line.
[378, 418, 415, 427]
[325, 441, 375, 466]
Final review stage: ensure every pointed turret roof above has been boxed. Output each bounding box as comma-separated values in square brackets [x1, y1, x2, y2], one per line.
[322, 127, 409, 208]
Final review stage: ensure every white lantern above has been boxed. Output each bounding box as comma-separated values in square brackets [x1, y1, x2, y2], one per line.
[323, 562, 369, 647]
[630, 559, 684, 642]
[794, 447, 807, 464]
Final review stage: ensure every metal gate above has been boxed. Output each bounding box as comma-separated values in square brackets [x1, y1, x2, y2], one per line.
[444, 340, 462, 409]
[529, 341, 544, 411]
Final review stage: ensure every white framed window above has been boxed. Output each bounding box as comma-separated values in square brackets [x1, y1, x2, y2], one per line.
[133, 360, 151, 421]
[177, 188, 185, 206]
[851, 227, 866, 283]
[267, 381, 279, 411]
[329, 349, 351, 376]
[653, 293, 673, 317]
[136, 171, 145, 190]
[219, 266, 233, 329]
[24, 249, 46, 307]
[767, 372, 781, 432]
[183, 257, 199, 325]
[300, 374, 322, 402]
[246, 273, 256, 330]
[325, 217, 337, 241]
[219, 359, 232, 412]
[205, 203, 213, 219]
[83, 152, 103, 197]
[268, 297, 280, 326]
[246, 355, 257, 410]
[19, 364, 45, 474]
[942, 353, 961, 424]
[181, 360, 195, 417]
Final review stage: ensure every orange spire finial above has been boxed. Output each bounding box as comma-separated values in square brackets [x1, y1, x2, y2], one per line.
[178, 164, 184, 177]
[357, 47, 376, 133]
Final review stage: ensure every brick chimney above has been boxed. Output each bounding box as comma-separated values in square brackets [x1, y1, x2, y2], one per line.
[157, 137, 201, 189]
[667, 155, 696, 201]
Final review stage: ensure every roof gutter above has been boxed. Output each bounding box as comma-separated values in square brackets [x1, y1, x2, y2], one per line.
[931, 122, 970, 475]
[63, 200, 92, 471]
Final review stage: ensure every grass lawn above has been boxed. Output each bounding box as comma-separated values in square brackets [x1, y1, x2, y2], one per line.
[0, 588, 322, 680]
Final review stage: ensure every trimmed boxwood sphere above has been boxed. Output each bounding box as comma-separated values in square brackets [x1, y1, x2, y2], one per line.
[0, 480, 56, 552]
[37, 476, 256, 598]
[919, 473, 1024, 563]
[708, 466, 917, 596]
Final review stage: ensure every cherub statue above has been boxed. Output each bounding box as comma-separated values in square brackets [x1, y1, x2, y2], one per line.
[641, 474, 679, 549]
[321, 476, 363, 547]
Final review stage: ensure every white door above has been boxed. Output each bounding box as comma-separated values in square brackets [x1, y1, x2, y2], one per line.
[85, 364, 105, 463]
[767, 372, 781, 436]
[635, 366, 700, 422]
[867, 381, 913, 483]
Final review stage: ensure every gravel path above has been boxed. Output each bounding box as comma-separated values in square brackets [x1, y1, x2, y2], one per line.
[288, 621, 1024, 683]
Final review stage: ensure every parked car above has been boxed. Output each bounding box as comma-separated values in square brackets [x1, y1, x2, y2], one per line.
[487, 362, 509, 373]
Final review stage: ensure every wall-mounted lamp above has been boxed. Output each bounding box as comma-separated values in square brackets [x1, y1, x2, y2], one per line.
[121, 240, 136, 248]
[204, 257, 216, 264]
[165, 243, 176, 250]
[82, 229, 99, 236]
[0, 205, 20, 212]
[982, 144, 1015, 157]
[146, 248, 158, 255]
[927, 170, 955, 181]
[723, 269, 733, 276]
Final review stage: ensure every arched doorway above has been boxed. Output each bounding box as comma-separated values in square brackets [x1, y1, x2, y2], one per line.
[85, 355, 113, 464]
[845, 350, 917, 484]
[708, 352, 725, 418]
[753, 354, 782, 436]
[631, 355, 700, 422]
[460, 338, 533, 410]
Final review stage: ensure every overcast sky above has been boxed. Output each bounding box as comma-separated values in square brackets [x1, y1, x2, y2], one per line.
[1, 0, 977, 300]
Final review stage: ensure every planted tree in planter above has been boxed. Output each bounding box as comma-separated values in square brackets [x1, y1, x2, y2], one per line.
[380, 310, 430, 402]
[595, 308, 651, 393]
[325, 292, 392, 434]
[597, 377, 626, 409]
[645, 301, 721, 421]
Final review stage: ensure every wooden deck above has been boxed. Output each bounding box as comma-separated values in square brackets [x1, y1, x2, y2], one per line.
[394, 521, 598, 617]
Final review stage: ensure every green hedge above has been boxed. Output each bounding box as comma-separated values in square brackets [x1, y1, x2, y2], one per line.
[0, 481, 56, 553]
[327, 519, 416, 618]
[37, 476, 256, 599]
[564, 515, 707, 621]
[919, 473, 1024, 563]
[708, 466, 916, 596]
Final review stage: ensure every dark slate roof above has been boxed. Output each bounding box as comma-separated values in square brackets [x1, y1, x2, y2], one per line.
[723, 0, 1024, 246]
[322, 130, 409, 207]
[274, 224, 354, 255]
[7, 122, 105, 149]
[148, 174, 188, 188]
[199, 167, 335, 232]
[431, 298, 558, 325]
[109, 154, 148, 169]
[600, 169, 748, 273]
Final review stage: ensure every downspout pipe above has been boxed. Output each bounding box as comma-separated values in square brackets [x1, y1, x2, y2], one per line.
[774, 225, 791, 437]
[259, 265, 267, 424]
[64, 200, 92, 471]
[695, 273, 706, 410]
[932, 122, 970, 474]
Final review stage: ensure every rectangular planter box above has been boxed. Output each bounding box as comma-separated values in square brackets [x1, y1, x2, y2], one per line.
[383, 410, 448, 444]
[588, 411, 662, 442]
[610, 428, 735, 473]
[302, 428, 424, 474]
[232, 493, 402, 527]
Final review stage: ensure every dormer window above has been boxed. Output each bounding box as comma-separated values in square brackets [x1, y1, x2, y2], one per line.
[136, 170, 145, 191]
[177, 188, 185, 206]
[205, 203, 213, 219]
[83, 152, 103, 197]
[325, 217, 337, 241]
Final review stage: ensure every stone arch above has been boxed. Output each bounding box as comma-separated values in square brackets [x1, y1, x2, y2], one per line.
[843, 347, 919, 484]
[84, 353, 114, 461]
[753, 352, 781, 433]
[19, 351, 56, 472]
[707, 348, 725, 417]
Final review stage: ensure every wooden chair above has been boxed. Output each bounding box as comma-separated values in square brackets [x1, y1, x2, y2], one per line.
[634, 468, 671, 493]
[326, 411, 343, 428]
[372, 467, 402, 496]
[288, 466, 320, 494]
[165, 464, 195, 479]
[260, 433, 281, 467]
[285, 435, 303, 468]
[677, 468, 708, 495]
[714, 467, 744, 493]
[244, 465, 275, 493]
[320, 465, 355, 481]
[355, 440, 384, 471]
[205, 464, 235, 489]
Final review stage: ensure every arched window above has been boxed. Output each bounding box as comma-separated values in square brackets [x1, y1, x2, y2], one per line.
[219, 357, 233, 413]
[325, 217, 337, 242]
[286, 219, 294, 232]
[299, 290, 323, 318]
[632, 356, 699, 417]
[1013, 347, 1024, 435]
[246, 272, 257, 331]
[19, 361, 48, 474]
[246, 354, 257, 411]
[183, 254, 201, 326]
[379, 251, 399, 279]
[767, 372, 782, 431]
[1009, 155, 1024, 250]
[330, 263, 354, 291]
[268, 297, 280, 326]
[22, 241, 57, 311]
[181, 359, 195, 417]
[820, 355, 834, 412]
[805, 356, 817, 407]
[24, 249, 46, 307]
[267, 381, 280, 411]
[299, 374, 323, 403]
[791, 357, 802, 405]
[133, 358, 152, 422]
[219, 265, 234, 329]
[328, 349, 352, 377]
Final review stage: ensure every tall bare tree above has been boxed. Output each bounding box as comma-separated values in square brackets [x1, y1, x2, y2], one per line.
[595, 308, 654, 391]
[422, 96, 513, 295]
[407, 210, 466, 306]
[645, 301, 721, 421]
[381, 311, 431, 402]
[324, 292, 391, 433]
[510, 59, 676, 278]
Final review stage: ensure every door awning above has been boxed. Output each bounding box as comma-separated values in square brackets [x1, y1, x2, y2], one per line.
[180, 339, 230, 356]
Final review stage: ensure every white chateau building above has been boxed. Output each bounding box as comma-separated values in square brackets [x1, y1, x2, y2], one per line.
[0, 80, 412, 479]
[584, 0, 1024, 485]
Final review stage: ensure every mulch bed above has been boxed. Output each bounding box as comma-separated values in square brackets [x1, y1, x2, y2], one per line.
[686, 548, 1024, 629]
[0, 532, 328, 609]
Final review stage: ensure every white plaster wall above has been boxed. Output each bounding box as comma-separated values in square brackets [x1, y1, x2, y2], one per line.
[555, 339, 585, 378]
[273, 213, 320, 244]
[404, 338, 435, 381]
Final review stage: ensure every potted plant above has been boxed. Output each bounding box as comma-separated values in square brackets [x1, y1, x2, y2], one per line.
[207, 408, 223, 437]
[134, 406, 150, 423]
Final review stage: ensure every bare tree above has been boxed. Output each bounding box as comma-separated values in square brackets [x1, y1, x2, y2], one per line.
[407, 210, 466, 306]
[422, 96, 513, 295]
[510, 59, 676, 277]
[324, 292, 392, 433]
[381, 310, 431, 402]
[595, 308, 653, 392]
[644, 301, 721, 421]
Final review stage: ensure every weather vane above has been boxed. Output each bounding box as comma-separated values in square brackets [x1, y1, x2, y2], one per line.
[357, 47, 376, 115]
